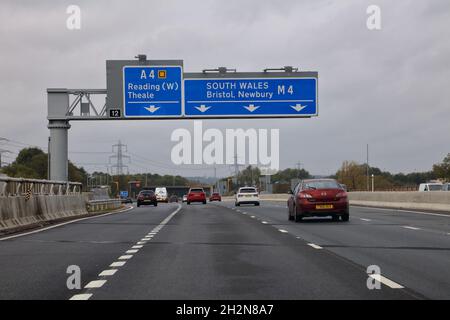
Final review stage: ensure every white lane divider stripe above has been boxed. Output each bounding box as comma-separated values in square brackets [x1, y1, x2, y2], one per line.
[68, 204, 182, 301]
[261, 221, 268, 224]
[360, 218, 372, 221]
[84, 280, 107, 289]
[403, 226, 420, 230]
[118, 255, 133, 260]
[69, 293, 93, 300]
[307, 243, 323, 249]
[99, 269, 117, 276]
[369, 274, 404, 289]
[278, 229, 288, 233]
[110, 261, 126, 267]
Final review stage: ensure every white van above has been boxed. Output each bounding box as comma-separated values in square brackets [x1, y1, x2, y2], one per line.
[155, 187, 168, 202]
[418, 183, 443, 192]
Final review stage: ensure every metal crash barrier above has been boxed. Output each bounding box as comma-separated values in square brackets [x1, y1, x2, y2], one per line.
[0, 177, 82, 197]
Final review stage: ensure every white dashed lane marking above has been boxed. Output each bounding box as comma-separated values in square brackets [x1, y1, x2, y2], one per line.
[278, 229, 288, 233]
[99, 269, 117, 276]
[369, 274, 404, 289]
[69, 294, 93, 300]
[68, 204, 183, 301]
[110, 261, 126, 267]
[84, 280, 107, 289]
[307, 243, 323, 249]
[403, 226, 421, 230]
[359, 218, 372, 222]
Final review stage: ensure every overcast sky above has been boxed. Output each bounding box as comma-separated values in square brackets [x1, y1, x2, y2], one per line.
[0, 0, 449, 177]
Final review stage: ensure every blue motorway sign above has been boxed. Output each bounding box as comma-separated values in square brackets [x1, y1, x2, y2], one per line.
[184, 77, 317, 117]
[123, 66, 182, 117]
[120, 190, 129, 198]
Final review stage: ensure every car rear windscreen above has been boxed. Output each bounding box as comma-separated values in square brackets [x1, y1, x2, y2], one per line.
[240, 188, 257, 193]
[303, 181, 341, 190]
[140, 190, 154, 195]
[190, 188, 204, 192]
[429, 185, 443, 191]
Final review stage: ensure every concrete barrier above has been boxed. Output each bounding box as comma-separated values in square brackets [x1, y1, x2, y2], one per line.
[0, 194, 87, 229]
[349, 191, 450, 212]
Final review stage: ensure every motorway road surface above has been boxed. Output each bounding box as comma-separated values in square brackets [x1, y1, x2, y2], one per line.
[0, 200, 449, 300]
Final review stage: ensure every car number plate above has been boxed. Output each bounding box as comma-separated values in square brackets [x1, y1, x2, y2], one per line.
[316, 204, 333, 209]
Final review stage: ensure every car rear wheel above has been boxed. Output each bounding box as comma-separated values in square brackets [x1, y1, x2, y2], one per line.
[255, 202, 260, 206]
[341, 213, 349, 222]
[154, 203, 157, 207]
[236, 202, 240, 206]
[187, 201, 190, 205]
[332, 214, 339, 222]
[288, 208, 294, 221]
[203, 200, 206, 204]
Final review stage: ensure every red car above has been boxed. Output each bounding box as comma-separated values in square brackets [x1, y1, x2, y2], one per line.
[209, 192, 222, 202]
[137, 190, 157, 207]
[288, 179, 349, 222]
[187, 188, 206, 205]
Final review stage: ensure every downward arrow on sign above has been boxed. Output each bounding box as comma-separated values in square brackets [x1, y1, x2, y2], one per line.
[244, 104, 260, 112]
[195, 105, 211, 113]
[144, 105, 160, 113]
[291, 104, 307, 112]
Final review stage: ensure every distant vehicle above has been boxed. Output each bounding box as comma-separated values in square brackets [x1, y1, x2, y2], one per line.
[209, 192, 222, 202]
[155, 187, 168, 202]
[235, 187, 259, 206]
[443, 183, 450, 191]
[121, 197, 133, 204]
[169, 195, 178, 203]
[137, 190, 157, 207]
[182, 194, 188, 202]
[418, 183, 443, 192]
[187, 188, 206, 205]
[288, 178, 349, 222]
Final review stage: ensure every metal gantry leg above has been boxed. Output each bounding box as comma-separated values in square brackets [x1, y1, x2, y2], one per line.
[48, 120, 71, 181]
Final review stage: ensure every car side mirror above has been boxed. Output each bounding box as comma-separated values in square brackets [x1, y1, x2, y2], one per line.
[288, 190, 294, 195]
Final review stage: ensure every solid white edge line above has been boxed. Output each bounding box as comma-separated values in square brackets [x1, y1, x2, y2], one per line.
[307, 243, 323, 249]
[0, 206, 134, 241]
[69, 293, 93, 300]
[369, 274, 404, 289]
[84, 280, 107, 289]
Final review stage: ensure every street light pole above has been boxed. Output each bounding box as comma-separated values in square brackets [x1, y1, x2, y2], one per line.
[371, 174, 374, 192]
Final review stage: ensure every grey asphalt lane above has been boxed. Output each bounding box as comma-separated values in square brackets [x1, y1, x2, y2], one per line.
[217, 201, 450, 299]
[0, 204, 178, 299]
[90, 202, 416, 300]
